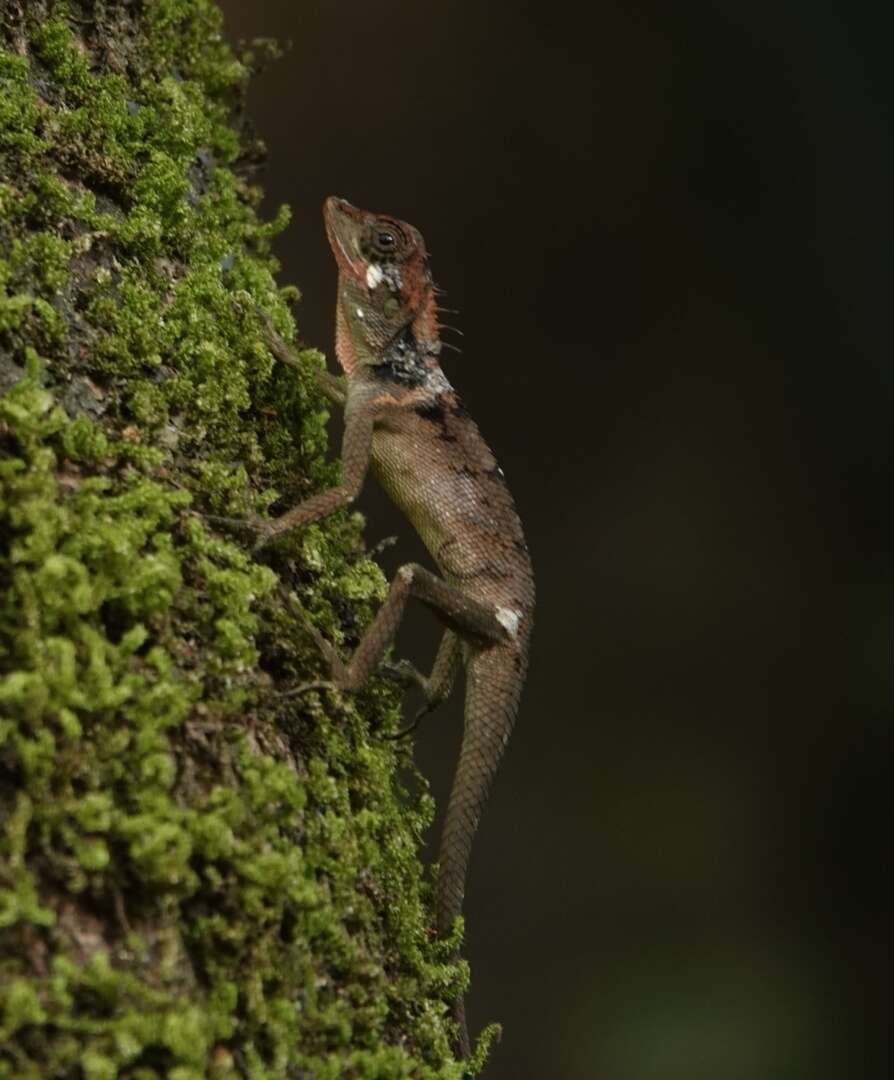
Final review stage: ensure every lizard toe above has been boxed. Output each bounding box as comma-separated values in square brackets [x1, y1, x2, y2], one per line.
[279, 678, 339, 700]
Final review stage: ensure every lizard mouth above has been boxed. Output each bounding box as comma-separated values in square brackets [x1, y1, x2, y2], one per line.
[323, 197, 364, 278]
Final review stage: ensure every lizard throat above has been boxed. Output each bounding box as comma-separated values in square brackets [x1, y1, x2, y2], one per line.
[376, 325, 446, 389]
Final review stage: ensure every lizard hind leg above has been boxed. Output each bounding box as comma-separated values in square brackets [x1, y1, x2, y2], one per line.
[321, 564, 505, 695]
[285, 564, 504, 703]
[380, 629, 462, 739]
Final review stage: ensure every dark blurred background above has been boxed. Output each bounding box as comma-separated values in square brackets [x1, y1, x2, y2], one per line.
[219, 3, 892, 1077]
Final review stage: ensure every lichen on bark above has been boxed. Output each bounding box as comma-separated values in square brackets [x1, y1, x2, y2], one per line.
[0, 2, 480, 1076]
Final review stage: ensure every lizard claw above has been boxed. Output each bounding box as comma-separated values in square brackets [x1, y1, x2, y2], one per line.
[381, 700, 437, 741]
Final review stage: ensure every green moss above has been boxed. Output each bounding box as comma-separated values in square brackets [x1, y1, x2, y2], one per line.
[0, 3, 485, 1077]
[0, 53, 48, 157]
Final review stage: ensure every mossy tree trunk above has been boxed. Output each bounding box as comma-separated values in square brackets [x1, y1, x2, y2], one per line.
[0, 3, 476, 1076]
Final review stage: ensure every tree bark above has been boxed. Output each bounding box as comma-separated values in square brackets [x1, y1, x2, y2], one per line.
[0, 3, 475, 1076]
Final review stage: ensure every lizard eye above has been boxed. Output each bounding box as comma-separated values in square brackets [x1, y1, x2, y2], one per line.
[365, 221, 406, 259]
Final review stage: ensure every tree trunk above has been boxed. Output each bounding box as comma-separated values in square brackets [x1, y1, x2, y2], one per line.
[0, 3, 476, 1076]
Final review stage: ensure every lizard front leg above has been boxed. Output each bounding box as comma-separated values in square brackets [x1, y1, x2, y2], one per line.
[209, 396, 373, 553]
[261, 316, 347, 407]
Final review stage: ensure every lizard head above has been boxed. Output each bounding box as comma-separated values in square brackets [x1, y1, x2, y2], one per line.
[323, 196, 440, 374]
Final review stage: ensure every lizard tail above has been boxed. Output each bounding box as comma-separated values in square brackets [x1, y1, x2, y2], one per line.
[437, 644, 524, 1058]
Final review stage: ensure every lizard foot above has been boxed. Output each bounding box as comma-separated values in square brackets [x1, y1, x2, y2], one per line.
[379, 659, 444, 739]
[277, 587, 349, 692]
[279, 679, 340, 700]
[297, 617, 345, 680]
[380, 658, 426, 692]
[205, 513, 277, 554]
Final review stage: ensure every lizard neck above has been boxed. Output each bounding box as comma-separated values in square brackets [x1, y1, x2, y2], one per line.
[333, 245, 442, 382]
[335, 292, 447, 392]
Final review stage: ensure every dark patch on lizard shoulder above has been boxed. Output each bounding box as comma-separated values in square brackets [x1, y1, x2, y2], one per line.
[376, 359, 427, 388]
[414, 398, 445, 422]
[414, 396, 459, 442]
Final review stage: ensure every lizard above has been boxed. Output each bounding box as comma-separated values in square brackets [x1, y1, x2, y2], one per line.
[229, 197, 535, 1059]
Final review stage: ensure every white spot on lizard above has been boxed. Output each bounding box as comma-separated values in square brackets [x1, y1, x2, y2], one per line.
[426, 368, 451, 394]
[366, 263, 384, 289]
[496, 606, 521, 638]
[355, 307, 365, 319]
[383, 264, 402, 290]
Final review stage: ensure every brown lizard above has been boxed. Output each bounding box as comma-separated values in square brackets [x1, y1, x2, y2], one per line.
[233, 198, 535, 1058]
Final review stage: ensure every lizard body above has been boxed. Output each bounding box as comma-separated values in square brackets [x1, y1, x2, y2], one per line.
[248, 198, 534, 1057]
